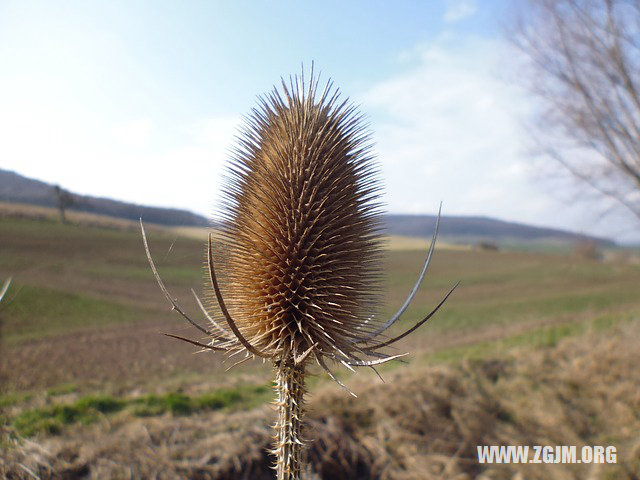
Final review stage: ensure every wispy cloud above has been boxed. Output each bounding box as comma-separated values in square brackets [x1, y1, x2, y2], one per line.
[444, 0, 477, 23]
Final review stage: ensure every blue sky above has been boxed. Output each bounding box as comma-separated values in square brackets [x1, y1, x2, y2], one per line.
[1, 0, 638, 242]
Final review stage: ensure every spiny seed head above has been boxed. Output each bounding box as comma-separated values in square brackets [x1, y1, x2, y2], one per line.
[209, 72, 384, 363]
[140, 68, 452, 480]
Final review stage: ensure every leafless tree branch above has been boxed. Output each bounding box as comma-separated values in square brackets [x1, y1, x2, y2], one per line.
[510, 0, 640, 225]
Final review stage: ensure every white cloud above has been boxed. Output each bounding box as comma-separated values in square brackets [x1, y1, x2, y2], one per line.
[360, 33, 638, 242]
[362, 35, 531, 214]
[0, 99, 238, 219]
[444, 0, 478, 23]
[90, 115, 238, 218]
[112, 118, 153, 147]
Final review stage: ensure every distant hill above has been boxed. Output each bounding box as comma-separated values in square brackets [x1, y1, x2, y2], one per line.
[384, 214, 615, 248]
[1, 169, 614, 246]
[0, 169, 209, 227]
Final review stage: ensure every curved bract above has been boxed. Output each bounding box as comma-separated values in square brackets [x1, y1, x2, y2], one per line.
[0, 277, 11, 304]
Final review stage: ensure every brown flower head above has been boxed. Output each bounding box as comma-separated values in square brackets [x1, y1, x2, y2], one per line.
[142, 70, 457, 382]
[211, 72, 384, 366]
[141, 68, 457, 480]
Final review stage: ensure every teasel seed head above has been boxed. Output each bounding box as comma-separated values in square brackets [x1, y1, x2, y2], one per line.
[141, 67, 457, 480]
[210, 72, 384, 366]
[141, 68, 457, 377]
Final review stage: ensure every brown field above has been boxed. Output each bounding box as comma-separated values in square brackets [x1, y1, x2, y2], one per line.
[1, 205, 639, 479]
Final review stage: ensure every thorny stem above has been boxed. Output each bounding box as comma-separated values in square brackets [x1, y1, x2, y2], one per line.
[273, 360, 306, 480]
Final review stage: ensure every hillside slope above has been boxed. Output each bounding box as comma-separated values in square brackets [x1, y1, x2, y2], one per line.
[0, 169, 208, 227]
[1, 168, 614, 245]
[384, 214, 615, 247]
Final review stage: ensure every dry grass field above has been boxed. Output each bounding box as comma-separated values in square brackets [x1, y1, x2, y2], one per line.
[1, 205, 639, 479]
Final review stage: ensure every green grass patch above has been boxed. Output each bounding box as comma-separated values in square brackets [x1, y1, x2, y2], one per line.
[47, 383, 77, 396]
[132, 392, 193, 416]
[0, 392, 33, 408]
[132, 384, 271, 417]
[74, 395, 125, 414]
[196, 384, 271, 410]
[12, 395, 126, 437]
[10, 384, 272, 437]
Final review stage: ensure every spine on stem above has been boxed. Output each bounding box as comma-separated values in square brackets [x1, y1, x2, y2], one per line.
[273, 361, 306, 480]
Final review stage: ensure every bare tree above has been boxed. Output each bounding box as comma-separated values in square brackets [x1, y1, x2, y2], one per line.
[510, 0, 640, 224]
[53, 185, 74, 223]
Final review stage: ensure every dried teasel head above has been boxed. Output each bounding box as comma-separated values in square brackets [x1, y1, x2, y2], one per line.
[141, 67, 457, 480]
[212, 72, 385, 366]
[141, 69, 458, 381]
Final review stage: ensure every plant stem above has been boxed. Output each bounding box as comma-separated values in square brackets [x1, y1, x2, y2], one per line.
[274, 360, 306, 480]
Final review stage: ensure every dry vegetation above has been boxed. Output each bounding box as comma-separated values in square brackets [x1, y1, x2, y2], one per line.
[2, 317, 638, 479]
[1, 208, 639, 479]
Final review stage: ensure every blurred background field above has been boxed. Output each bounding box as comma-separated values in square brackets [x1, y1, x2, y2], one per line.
[1, 206, 639, 479]
[3, 0, 640, 477]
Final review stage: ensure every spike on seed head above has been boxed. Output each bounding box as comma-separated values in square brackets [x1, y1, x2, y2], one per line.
[210, 71, 385, 365]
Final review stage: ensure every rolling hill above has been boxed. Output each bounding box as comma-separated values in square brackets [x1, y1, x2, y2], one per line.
[0, 169, 208, 227]
[1, 168, 614, 246]
[383, 214, 615, 247]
